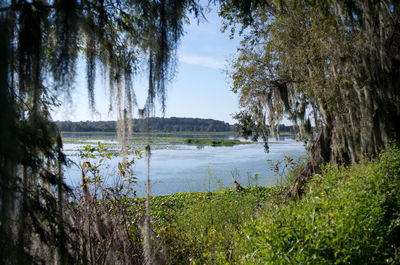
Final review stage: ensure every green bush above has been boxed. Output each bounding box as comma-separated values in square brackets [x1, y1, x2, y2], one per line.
[146, 187, 272, 264]
[144, 144, 400, 264]
[231, 144, 400, 264]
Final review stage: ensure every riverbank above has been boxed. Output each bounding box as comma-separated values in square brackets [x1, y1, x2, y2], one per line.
[130, 144, 400, 264]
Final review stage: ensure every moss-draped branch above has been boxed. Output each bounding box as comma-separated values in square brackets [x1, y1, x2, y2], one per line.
[0, 0, 202, 263]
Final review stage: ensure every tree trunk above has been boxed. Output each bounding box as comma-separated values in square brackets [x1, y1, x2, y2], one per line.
[287, 124, 332, 199]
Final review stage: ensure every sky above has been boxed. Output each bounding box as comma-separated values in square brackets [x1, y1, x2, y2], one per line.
[51, 2, 242, 125]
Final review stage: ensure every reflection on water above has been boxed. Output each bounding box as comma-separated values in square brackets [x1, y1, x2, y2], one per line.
[62, 133, 306, 197]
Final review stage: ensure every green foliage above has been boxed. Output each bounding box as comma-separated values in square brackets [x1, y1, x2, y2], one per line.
[70, 141, 144, 264]
[56, 118, 235, 133]
[230, 144, 400, 264]
[140, 144, 400, 264]
[270, 155, 295, 185]
[79, 141, 142, 196]
[273, 155, 308, 185]
[223, 0, 400, 164]
[147, 187, 275, 264]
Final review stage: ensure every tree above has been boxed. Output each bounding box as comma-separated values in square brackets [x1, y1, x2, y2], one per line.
[220, 0, 400, 196]
[0, 0, 202, 263]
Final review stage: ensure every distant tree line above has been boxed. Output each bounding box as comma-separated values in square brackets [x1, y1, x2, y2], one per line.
[56, 117, 234, 132]
[55, 118, 298, 134]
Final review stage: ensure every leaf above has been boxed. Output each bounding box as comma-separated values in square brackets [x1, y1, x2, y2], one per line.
[118, 162, 126, 177]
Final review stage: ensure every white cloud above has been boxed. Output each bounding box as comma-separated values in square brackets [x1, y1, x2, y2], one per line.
[178, 54, 225, 70]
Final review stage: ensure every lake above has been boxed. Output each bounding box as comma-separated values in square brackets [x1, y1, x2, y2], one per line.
[62, 132, 306, 197]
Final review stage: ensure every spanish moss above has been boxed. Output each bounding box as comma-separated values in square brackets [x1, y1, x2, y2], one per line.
[0, 0, 203, 263]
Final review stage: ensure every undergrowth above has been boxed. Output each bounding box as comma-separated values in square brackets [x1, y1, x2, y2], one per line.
[130, 144, 400, 264]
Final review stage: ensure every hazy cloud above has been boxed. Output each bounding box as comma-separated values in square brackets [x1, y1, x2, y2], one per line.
[179, 54, 225, 70]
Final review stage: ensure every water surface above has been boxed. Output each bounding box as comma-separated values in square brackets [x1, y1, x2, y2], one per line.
[62, 133, 306, 196]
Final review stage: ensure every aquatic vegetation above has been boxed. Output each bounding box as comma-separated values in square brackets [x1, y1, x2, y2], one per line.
[184, 138, 251, 146]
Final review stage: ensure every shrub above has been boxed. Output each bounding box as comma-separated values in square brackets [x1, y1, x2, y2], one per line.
[231, 144, 400, 264]
[147, 144, 400, 264]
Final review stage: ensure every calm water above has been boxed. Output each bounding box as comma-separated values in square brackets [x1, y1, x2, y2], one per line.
[62, 134, 306, 196]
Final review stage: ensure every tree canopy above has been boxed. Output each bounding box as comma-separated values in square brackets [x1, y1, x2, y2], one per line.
[0, 0, 202, 263]
[55, 117, 236, 132]
[220, 0, 400, 195]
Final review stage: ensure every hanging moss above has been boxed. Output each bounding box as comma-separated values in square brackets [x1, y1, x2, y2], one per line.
[225, 0, 400, 164]
[223, 0, 400, 197]
[0, 0, 203, 263]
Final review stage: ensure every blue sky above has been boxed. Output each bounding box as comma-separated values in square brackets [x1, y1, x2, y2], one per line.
[52, 2, 242, 124]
